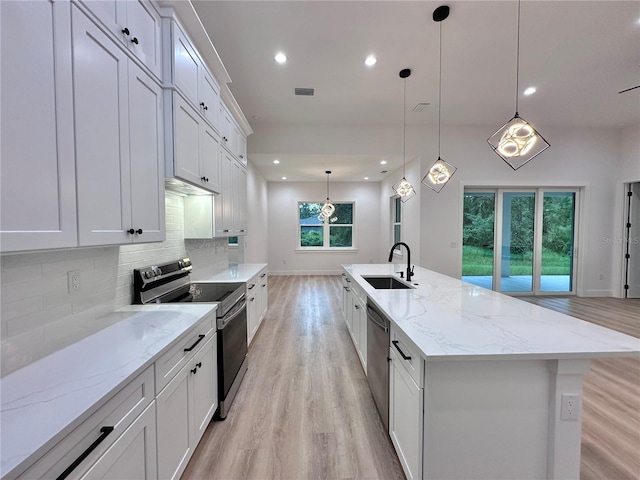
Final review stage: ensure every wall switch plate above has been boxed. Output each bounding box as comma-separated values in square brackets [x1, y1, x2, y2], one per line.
[68, 270, 80, 294]
[561, 393, 581, 421]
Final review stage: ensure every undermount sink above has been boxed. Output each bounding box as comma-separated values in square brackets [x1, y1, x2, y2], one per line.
[362, 276, 414, 290]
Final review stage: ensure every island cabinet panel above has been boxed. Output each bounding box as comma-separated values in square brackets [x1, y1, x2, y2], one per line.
[0, 0, 77, 252]
[389, 333, 424, 480]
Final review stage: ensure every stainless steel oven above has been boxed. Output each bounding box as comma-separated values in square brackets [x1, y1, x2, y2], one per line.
[133, 258, 248, 419]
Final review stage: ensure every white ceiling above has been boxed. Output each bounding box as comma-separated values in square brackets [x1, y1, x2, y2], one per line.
[192, 1, 640, 181]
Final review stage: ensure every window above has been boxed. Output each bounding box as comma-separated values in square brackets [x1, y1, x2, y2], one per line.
[299, 202, 354, 249]
[392, 196, 401, 250]
[228, 236, 238, 247]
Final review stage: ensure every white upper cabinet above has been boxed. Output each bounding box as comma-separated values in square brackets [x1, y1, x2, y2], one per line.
[172, 22, 201, 105]
[73, 6, 164, 246]
[78, 0, 162, 79]
[0, 0, 77, 252]
[200, 68, 221, 131]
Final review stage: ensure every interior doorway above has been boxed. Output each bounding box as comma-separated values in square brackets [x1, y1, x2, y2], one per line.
[624, 182, 640, 298]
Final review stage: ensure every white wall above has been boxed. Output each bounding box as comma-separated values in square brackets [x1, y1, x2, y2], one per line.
[419, 124, 626, 297]
[245, 161, 269, 263]
[0, 192, 230, 376]
[268, 181, 380, 274]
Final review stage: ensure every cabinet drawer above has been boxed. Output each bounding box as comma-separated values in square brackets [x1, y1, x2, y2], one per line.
[154, 315, 214, 394]
[390, 325, 424, 388]
[17, 366, 154, 480]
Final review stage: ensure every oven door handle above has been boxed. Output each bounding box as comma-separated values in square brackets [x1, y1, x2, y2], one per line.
[217, 299, 247, 330]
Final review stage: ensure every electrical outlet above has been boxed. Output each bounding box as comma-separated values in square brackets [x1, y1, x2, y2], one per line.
[561, 393, 581, 421]
[68, 270, 80, 294]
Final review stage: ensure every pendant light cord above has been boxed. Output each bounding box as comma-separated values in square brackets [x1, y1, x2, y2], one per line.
[438, 21, 442, 158]
[515, 0, 521, 113]
[403, 77, 407, 178]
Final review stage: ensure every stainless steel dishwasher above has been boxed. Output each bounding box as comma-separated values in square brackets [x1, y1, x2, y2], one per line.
[367, 301, 390, 432]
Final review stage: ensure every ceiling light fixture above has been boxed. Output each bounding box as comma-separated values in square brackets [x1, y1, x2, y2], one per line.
[365, 55, 377, 67]
[392, 69, 416, 202]
[318, 171, 337, 223]
[487, 0, 549, 170]
[422, 5, 457, 193]
[364, 177, 369, 180]
[274, 52, 287, 64]
[380, 160, 387, 165]
[273, 159, 280, 164]
[282, 176, 287, 180]
[523, 86, 536, 96]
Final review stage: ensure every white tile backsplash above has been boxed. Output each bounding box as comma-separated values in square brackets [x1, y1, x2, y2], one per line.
[1, 192, 230, 376]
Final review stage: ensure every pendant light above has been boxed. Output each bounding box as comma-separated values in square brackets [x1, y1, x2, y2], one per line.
[487, 0, 549, 170]
[392, 68, 416, 202]
[422, 5, 457, 193]
[318, 170, 337, 223]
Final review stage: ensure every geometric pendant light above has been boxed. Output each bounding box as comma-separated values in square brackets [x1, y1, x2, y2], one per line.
[318, 170, 337, 222]
[487, 0, 549, 170]
[392, 68, 416, 202]
[422, 5, 457, 193]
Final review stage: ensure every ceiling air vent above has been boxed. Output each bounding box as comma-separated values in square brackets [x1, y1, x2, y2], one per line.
[380, 170, 388, 174]
[412, 102, 430, 112]
[295, 87, 315, 96]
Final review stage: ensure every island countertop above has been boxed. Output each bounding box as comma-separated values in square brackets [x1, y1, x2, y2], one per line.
[342, 263, 640, 361]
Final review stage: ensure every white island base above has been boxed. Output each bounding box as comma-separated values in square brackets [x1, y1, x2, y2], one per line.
[420, 358, 590, 480]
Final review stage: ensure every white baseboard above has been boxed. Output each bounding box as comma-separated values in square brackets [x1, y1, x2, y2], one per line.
[268, 270, 341, 276]
[578, 289, 615, 297]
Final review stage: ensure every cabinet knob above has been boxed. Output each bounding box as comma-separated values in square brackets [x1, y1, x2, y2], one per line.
[122, 27, 130, 36]
[239, 155, 244, 159]
[136, 229, 143, 235]
[223, 136, 228, 142]
[128, 228, 135, 234]
[131, 37, 139, 45]
[191, 367, 198, 374]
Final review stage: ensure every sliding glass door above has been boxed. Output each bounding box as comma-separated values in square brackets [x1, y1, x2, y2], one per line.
[462, 188, 579, 295]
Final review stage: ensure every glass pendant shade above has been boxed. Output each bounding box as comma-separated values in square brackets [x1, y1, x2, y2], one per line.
[487, 113, 549, 170]
[393, 177, 416, 202]
[421, 157, 457, 193]
[318, 170, 337, 222]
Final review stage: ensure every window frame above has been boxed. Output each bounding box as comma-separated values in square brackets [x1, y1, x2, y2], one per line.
[297, 201, 356, 251]
[392, 196, 402, 255]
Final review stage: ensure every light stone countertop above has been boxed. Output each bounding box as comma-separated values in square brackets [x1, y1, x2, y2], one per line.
[343, 264, 640, 361]
[190, 263, 267, 283]
[0, 303, 217, 479]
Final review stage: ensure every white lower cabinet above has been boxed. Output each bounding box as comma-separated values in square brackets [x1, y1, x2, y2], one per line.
[247, 268, 268, 346]
[341, 271, 367, 373]
[80, 402, 157, 480]
[156, 332, 217, 480]
[389, 333, 424, 480]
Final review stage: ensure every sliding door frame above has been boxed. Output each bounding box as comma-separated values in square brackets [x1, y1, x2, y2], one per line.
[463, 187, 580, 296]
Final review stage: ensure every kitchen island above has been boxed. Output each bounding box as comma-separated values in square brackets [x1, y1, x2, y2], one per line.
[342, 263, 640, 480]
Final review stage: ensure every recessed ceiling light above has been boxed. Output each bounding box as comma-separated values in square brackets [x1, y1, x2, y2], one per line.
[364, 55, 377, 67]
[273, 159, 280, 164]
[364, 177, 369, 180]
[282, 176, 287, 180]
[380, 160, 387, 165]
[524, 87, 536, 96]
[275, 52, 287, 64]
[252, 115, 260, 120]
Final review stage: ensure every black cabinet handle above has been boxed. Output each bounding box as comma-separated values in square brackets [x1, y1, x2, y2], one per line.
[196, 362, 202, 368]
[184, 334, 205, 352]
[136, 229, 143, 235]
[128, 228, 135, 234]
[250, 297, 255, 302]
[355, 304, 360, 310]
[131, 37, 139, 45]
[223, 136, 228, 141]
[346, 278, 351, 283]
[239, 155, 244, 159]
[56, 426, 114, 480]
[122, 27, 130, 36]
[191, 367, 198, 374]
[200, 176, 209, 182]
[260, 273, 266, 278]
[392, 340, 412, 360]
[223, 229, 230, 232]
[204, 105, 208, 111]
[200, 102, 208, 111]
[345, 287, 350, 292]
[248, 284, 255, 290]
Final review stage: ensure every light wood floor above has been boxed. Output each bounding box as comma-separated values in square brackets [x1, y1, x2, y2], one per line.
[522, 296, 640, 480]
[183, 277, 640, 480]
[183, 275, 404, 480]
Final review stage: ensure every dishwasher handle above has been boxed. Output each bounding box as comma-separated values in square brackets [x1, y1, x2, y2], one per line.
[367, 304, 389, 332]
